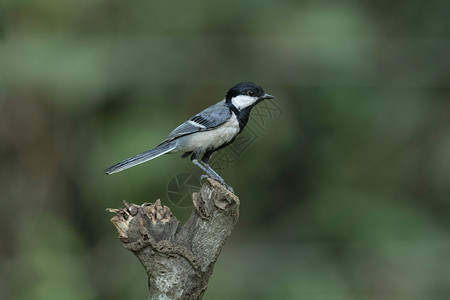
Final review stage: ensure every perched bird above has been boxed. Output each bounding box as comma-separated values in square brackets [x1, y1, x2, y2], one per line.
[105, 82, 274, 193]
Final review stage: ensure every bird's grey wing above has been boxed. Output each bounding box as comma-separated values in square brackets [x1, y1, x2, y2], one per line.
[159, 100, 231, 145]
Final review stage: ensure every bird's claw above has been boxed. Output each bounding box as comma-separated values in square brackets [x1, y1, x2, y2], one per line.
[199, 175, 209, 185]
[199, 175, 234, 194]
[225, 184, 234, 194]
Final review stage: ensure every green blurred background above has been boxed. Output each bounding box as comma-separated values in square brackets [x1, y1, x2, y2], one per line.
[1, 1, 450, 299]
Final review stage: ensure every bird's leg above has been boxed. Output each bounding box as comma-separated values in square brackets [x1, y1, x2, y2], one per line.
[203, 163, 234, 194]
[191, 158, 221, 181]
[190, 154, 234, 193]
[192, 153, 234, 193]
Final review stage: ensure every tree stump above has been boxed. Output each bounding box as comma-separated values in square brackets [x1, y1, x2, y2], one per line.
[107, 178, 240, 299]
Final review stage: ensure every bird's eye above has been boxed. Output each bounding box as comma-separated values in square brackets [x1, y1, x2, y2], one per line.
[247, 90, 255, 96]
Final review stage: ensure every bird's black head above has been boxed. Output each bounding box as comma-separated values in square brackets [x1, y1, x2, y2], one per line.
[226, 82, 265, 100]
[224, 82, 274, 130]
[225, 82, 274, 110]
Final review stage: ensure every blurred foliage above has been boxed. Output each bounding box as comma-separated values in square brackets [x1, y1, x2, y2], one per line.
[1, 0, 449, 299]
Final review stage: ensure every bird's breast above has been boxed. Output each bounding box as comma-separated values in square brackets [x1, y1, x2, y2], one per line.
[180, 114, 240, 152]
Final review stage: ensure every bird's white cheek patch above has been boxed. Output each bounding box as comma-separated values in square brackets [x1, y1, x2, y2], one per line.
[231, 95, 258, 110]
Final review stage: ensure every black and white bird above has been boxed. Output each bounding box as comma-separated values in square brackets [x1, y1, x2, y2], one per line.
[105, 82, 274, 193]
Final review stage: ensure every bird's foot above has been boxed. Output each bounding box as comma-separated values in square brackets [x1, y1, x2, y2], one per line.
[225, 184, 235, 194]
[199, 175, 234, 194]
[199, 175, 209, 185]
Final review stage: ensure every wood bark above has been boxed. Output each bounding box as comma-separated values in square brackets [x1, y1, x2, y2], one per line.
[107, 178, 240, 299]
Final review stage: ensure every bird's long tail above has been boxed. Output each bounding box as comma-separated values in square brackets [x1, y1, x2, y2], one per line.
[105, 142, 178, 175]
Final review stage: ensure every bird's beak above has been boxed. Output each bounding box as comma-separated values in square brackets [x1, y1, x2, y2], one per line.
[259, 93, 274, 100]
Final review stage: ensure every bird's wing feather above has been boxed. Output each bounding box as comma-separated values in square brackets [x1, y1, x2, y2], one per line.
[159, 100, 231, 145]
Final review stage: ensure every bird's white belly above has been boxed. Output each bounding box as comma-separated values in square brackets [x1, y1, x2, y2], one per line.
[180, 114, 240, 152]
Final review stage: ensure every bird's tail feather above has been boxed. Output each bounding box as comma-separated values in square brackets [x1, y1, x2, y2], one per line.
[105, 142, 177, 175]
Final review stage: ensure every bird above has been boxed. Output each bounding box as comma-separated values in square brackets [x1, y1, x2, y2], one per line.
[104, 82, 274, 193]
